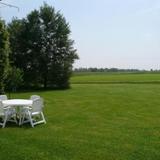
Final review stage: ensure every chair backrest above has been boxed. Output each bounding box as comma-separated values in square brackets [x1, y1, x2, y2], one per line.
[30, 95, 40, 100]
[31, 98, 44, 113]
[0, 101, 4, 114]
[0, 95, 8, 101]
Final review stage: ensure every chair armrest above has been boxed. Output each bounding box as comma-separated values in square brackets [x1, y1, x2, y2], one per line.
[3, 106, 11, 110]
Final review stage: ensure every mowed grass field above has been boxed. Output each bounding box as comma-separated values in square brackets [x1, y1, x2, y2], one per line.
[71, 72, 160, 84]
[1, 72, 160, 160]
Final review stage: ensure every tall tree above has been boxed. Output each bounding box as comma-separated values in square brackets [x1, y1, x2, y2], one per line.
[8, 3, 78, 89]
[0, 19, 10, 94]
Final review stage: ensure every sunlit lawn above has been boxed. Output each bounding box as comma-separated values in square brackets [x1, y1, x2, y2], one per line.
[71, 72, 160, 84]
[1, 79, 160, 159]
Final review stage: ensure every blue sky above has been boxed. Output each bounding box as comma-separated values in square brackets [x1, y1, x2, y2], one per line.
[0, 0, 160, 69]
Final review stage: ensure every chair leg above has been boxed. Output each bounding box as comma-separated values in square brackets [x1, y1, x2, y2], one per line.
[20, 112, 26, 125]
[2, 115, 8, 128]
[28, 112, 34, 128]
[13, 115, 17, 124]
[41, 112, 46, 124]
[21, 113, 25, 125]
[19, 113, 22, 126]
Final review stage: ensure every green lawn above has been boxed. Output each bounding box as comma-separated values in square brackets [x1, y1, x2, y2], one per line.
[1, 73, 160, 160]
[71, 72, 160, 84]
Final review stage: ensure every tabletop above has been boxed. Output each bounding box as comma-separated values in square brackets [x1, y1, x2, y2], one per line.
[2, 99, 33, 107]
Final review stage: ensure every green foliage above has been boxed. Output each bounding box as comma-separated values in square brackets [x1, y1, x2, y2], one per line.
[0, 19, 10, 94]
[74, 67, 141, 72]
[5, 66, 23, 92]
[8, 3, 78, 89]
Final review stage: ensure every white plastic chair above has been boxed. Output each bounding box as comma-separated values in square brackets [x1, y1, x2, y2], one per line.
[30, 95, 45, 108]
[21, 98, 46, 127]
[0, 95, 8, 101]
[30, 95, 40, 100]
[19, 95, 41, 126]
[0, 101, 17, 128]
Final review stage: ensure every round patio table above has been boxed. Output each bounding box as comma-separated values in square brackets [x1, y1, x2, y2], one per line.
[2, 99, 33, 125]
[2, 99, 32, 107]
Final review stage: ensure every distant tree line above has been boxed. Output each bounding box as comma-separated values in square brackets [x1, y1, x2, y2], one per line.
[0, 3, 78, 94]
[73, 68, 159, 73]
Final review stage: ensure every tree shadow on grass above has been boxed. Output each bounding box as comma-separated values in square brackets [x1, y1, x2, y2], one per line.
[6, 87, 71, 95]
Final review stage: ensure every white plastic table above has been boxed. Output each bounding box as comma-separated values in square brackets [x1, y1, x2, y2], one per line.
[2, 99, 32, 107]
[2, 99, 33, 125]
